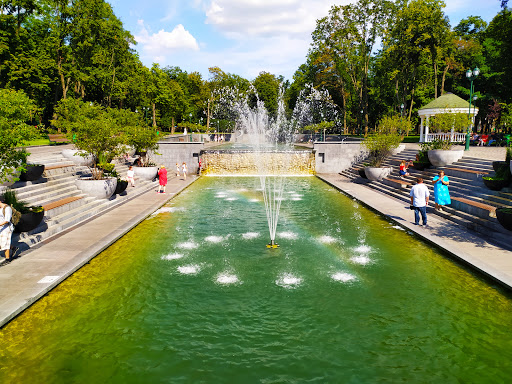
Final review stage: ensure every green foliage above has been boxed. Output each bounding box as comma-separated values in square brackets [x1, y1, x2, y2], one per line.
[362, 133, 402, 167]
[377, 115, 413, 136]
[178, 121, 208, 133]
[426, 138, 453, 150]
[2, 189, 30, 214]
[125, 125, 159, 167]
[506, 147, 512, 164]
[301, 121, 335, 133]
[430, 113, 471, 133]
[0, 88, 39, 182]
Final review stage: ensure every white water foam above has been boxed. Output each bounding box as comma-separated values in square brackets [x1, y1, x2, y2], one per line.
[242, 232, 260, 240]
[205, 235, 224, 243]
[249, 199, 260, 202]
[177, 242, 198, 250]
[278, 231, 298, 240]
[225, 197, 238, 201]
[215, 193, 227, 198]
[276, 273, 302, 289]
[150, 207, 185, 217]
[318, 235, 338, 244]
[216, 273, 240, 285]
[177, 265, 200, 275]
[291, 197, 302, 201]
[354, 245, 372, 254]
[162, 253, 184, 260]
[287, 191, 296, 194]
[331, 272, 357, 283]
[350, 255, 372, 265]
[392, 225, 405, 231]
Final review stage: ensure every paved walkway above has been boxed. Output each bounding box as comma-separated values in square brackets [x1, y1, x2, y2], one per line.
[0, 175, 198, 328]
[317, 174, 512, 290]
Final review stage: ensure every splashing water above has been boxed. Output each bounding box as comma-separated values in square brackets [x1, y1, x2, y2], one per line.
[205, 236, 225, 243]
[216, 273, 240, 285]
[161, 253, 184, 260]
[242, 232, 260, 240]
[331, 272, 357, 283]
[177, 242, 199, 250]
[276, 273, 303, 289]
[177, 265, 200, 275]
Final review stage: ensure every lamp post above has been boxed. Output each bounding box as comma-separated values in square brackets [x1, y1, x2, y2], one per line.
[359, 109, 363, 136]
[189, 113, 192, 123]
[400, 103, 405, 135]
[465, 67, 479, 151]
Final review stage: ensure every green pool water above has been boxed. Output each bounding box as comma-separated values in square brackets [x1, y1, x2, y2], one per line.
[1, 177, 511, 383]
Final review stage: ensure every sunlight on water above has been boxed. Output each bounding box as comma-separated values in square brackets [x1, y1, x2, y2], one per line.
[318, 235, 338, 244]
[354, 245, 372, 254]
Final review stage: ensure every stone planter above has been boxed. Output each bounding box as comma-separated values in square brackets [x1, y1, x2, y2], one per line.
[14, 209, 45, 233]
[62, 149, 94, 166]
[133, 166, 158, 181]
[482, 177, 510, 191]
[427, 149, 464, 167]
[19, 164, 45, 181]
[114, 179, 128, 195]
[364, 166, 392, 181]
[358, 168, 368, 179]
[496, 208, 512, 231]
[75, 177, 117, 199]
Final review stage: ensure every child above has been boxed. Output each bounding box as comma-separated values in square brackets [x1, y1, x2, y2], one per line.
[399, 160, 411, 178]
[126, 166, 135, 187]
[182, 162, 187, 180]
[176, 163, 180, 177]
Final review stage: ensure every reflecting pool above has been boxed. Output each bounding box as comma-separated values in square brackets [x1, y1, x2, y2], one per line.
[1, 177, 511, 383]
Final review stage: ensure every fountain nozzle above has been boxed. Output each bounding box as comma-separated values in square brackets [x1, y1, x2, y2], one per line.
[266, 240, 279, 249]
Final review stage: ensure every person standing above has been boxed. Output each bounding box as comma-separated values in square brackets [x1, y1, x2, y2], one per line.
[158, 165, 168, 193]
[410, 177, 430, 226]
[126, 166, 135, 187]
[182, 162, 187, 180]
[0, 196, 15, 262]
[432, 170, 450, 211]
[176, 163, 180, 177]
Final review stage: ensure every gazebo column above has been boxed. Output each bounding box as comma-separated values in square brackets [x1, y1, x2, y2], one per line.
[425, 116, 430, 142]
[420, 116, 424, 142]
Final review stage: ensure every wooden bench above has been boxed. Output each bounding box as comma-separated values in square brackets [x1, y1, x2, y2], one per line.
[44, 164, 75, 171]
[48, 134, 70, 144]
[451, 196, 496, 218]
[43, 196, 83, 211]
[383, 177, 412, 189]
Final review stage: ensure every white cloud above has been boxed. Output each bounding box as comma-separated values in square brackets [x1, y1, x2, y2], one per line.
[203, 0, 349, 39]
[134, 20, 200, 64]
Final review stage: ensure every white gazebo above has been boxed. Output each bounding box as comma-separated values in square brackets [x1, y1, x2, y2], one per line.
[418, 93, 478, 143]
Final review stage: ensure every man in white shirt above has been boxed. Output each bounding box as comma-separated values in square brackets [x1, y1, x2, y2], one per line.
[410, 177, 430, 226]
[0, 196, 15, 261]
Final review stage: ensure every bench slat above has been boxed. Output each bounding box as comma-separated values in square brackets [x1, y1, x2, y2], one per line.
[43, 196, 83, 211]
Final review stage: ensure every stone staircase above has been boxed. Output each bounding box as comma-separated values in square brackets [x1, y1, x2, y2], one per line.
[5, 149, 160, 252]
[340, 147, 512, 248]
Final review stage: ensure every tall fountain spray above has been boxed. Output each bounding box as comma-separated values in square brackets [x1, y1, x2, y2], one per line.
[215, 85, 339, 248]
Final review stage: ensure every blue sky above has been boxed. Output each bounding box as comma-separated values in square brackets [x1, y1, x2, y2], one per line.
[109, 0, 504, 81]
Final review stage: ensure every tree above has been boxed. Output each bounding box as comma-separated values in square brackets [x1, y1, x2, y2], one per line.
[252, 72, 280, 115]
[0, 88, 39, 182]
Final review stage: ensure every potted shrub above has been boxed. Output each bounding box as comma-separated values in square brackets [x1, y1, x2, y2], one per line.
[492, 147, 511, 175]
[413, 142, 432, 170]
[496, 207, 512, 231]
[483, 156, 511, 191]
[363, 133, 402, 180]
[427, 138, 464, 167]
[2, 189, 44, 233]
[126, 125, 160, 181]
[17, 149, 45, 182]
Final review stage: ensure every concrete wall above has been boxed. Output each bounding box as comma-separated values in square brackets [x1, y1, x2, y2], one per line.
[152, 142, 204, 174]
[313, 142, 366, 174]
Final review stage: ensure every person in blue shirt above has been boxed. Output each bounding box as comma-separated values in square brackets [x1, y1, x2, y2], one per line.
[432, 170, 451, 211]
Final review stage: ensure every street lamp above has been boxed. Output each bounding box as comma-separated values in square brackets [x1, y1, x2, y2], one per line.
[359, 109, 363, 136]
[189, 113, 192, 123]
[465, 67, 480, 151]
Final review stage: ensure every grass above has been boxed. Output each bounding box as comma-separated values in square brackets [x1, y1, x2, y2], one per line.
[19, 138, 50, 147]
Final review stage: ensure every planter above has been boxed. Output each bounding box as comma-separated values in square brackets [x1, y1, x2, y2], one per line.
[114, 179, 128, 195]
[75, 177, 117, 199]
[492, 161, 509, 174]
[482, 177, 510, 191]
[496, 208, 512, 231]
[133, 166, 158, 181]
[62, 149, 94, 166]
[364, 166, 392, 181]
[14, 209, 45, 233]
[19, 164, 45, 181]
[427, 149, 464, 167]
[412, 161, 430, 171]
[358, 168, 368, 179]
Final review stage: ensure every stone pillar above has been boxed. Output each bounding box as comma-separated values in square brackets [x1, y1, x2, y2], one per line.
[425, 116, 430, 142]
[420, 116, 424, 142]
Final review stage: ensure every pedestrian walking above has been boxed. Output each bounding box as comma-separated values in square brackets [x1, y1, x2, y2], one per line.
[182, 162, 187, 180]
[432, 170, 451, 211]
[410, 177, 430, 226]
[0, 196, 16, 262]
[158, 165, 167, 193]
[176, 163, 180, 177]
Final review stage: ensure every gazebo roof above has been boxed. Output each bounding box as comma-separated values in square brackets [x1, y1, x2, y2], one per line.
[419, 93, 470, 110]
